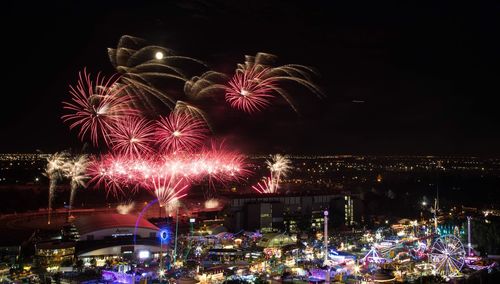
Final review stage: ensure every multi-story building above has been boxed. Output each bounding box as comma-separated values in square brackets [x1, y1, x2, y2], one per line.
[226, 192, 362, 232]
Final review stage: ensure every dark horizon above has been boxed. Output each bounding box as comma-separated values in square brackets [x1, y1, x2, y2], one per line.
[2, 0, 499, 156]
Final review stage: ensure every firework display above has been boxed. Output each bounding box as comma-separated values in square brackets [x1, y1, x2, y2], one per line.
[57, 35, 321, 210]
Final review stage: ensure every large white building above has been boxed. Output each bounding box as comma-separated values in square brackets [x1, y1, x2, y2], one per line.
[73, 214, 162, 264]
[74, 213, 159, 241]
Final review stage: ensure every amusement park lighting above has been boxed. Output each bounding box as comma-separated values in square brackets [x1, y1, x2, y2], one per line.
[159, 269, 165, 277]
[160, 229, 170, 242]
[138, 250, 150, 259]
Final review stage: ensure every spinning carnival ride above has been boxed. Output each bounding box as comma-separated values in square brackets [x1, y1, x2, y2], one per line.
[429, 234, 465, 277]
[362, 234, 466, 278]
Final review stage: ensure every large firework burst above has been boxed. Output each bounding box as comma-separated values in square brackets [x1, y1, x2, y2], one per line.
[62, 69, 137, 146]
[155, 112, 208, 153]
[110, 116, 156, 157]
[225, 67, 275, 113]
[226, 52, 323, 113]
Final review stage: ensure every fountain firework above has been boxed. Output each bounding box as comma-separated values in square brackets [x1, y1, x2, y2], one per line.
[65, 155, 88, 216]
[252, 154, 291, 194]
[44, 152, 69, 224]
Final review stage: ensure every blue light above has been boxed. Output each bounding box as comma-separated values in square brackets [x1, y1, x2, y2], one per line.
[159, 228, 171, 243]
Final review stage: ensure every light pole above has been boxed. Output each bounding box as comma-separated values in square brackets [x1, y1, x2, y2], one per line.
[173, 205, 179, 264]
[467, 216, 472, 256]
[323, 210, 330, 283]
[159, 229, 169, 282]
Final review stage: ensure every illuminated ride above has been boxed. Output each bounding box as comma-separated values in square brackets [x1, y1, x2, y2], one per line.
[362, 232, 438, 264]
[429, 234, 465, 277]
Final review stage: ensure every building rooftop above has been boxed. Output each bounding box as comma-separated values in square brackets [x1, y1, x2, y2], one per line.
[73, 213, 159, 236]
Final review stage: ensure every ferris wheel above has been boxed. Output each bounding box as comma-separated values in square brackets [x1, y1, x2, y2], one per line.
[429, 234, 465, 277]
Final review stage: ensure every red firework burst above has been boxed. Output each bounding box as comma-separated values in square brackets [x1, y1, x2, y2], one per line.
[110, 116, 156, 157]
[155, 112, 208, 153]
[62, 69, 137, 146]
[225, 67, 275, 113]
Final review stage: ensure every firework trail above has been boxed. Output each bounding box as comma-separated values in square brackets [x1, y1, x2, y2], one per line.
[172, 101, 213, 132]
[62, 69, 137, 146]
[146, 176, 189, 208]
[65, 155, 88, 216]
[184, 71, 229, 100]
[110, 116, 156, 157]
[155, 112, 208, 153]
[265, 154, 292, 193]
[108, 35, 207, 114]
[226, 52, 323, 113]
[44, 152, 69, 224]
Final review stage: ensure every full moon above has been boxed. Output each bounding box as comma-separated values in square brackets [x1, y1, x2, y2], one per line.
[155, 51, 164, 60]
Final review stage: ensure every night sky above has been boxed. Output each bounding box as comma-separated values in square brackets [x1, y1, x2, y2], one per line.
[2, 0, 499, 155]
